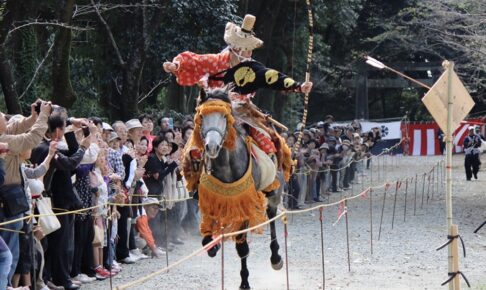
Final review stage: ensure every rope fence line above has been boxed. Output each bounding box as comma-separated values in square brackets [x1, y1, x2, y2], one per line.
[0, 136, 407, 228]
[115, 156, 444, 289]
[0, 197, 193, 228]
[0, 140, 444, 289]
[293, 139, 404, 175]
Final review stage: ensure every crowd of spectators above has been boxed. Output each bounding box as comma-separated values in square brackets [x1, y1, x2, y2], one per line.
[0, 101, 383, 290]
[282, 115, 382, 210]
[0, 101, 198, 290]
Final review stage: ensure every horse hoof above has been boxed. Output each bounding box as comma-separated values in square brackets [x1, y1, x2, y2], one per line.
[271, 259, 284, 270]
[239, 286, 251, 290]
[207, 244, 220, 258]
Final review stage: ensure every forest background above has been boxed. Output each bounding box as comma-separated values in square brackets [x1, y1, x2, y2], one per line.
[0, 0, 484, 128]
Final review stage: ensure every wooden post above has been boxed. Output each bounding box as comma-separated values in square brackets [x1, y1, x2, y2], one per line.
[450, 224, 461, 290]
[444, 60, 455, 290]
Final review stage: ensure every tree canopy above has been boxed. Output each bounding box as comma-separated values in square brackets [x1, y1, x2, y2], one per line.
[0, 0, 484, 126]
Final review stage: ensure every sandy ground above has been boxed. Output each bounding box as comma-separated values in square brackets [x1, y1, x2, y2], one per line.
[91, 155, 486, 290]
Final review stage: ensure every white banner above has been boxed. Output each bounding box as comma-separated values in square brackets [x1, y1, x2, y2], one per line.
[361, 121, 402, 140]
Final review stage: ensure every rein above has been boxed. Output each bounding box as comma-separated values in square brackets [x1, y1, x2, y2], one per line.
[191, 99, 238, 152]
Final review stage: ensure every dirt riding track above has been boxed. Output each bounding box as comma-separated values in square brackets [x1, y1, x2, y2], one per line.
[94, 155, 486, 290]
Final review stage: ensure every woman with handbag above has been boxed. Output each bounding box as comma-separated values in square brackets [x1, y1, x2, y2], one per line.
[11, 141, 56, 289]
[0, 101, 51, 287]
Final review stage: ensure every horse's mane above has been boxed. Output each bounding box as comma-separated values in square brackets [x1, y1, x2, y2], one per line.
[198, 87, 232, 105]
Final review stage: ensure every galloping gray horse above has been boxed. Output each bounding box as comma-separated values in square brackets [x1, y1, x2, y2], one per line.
[198, 88, 284, 290]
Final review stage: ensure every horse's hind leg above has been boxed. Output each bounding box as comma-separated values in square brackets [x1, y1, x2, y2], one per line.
[267, 204, 283, 270]
[236, 233, 251, 290]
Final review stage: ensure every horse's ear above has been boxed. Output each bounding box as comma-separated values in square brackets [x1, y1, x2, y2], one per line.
[198, 88, 207, 105]
[223, 84, 234, 95]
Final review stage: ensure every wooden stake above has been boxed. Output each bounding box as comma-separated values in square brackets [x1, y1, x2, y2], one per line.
[369, 188, 373, 255]
[319, 208, 326, 289]
[421, 173, 426, 209]
[164, 201, 170, 269]
[221, 228, 224, 290]
[284, 217, 290, 290]
[413, 174, 418, 215]
[391, 180, 399, 229]
[378, 185, 388, 240]
[404, 178, 409, 222]
[344, 200, 351, 272]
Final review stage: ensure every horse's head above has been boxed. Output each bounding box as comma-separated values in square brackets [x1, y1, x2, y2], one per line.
[196, 89, 235, 159]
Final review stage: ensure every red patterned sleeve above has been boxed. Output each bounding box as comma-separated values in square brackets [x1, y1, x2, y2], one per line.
[172, 51, 230, 86]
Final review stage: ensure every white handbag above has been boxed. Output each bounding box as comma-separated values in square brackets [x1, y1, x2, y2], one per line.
[36, 196, 61, 235]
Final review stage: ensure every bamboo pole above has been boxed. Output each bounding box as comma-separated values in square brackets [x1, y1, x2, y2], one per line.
[444, 61, 455, 290]
[451, 225, 461, 290]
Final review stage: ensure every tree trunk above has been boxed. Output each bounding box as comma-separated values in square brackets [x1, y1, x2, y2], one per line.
[51, 0, 76, 108]
[0, 48, 22, 113]
[120, 63, 141, 120]
[0, 0, 22, 113]
[166, 80, 184, 113]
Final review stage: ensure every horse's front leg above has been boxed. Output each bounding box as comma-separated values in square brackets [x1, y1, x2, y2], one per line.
[236, 232, 251, 289]
[202, 235, 220, 257]
[267, 200, 283, 270]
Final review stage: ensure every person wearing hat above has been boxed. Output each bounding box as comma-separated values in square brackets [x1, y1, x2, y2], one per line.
[106, 131, 125, 181]
[317, 143, 332, 197]
[125, 119, 144, 147]
[326, 137, 341, 192]
[338, 139, 353, 190]
[133, 197, 166, 259]
[463, 126, 482, 180]
[101, 122, 114, 143]
[474, 125, 485, 141]
[163, 14, 312, 98]
[115, 119, 148, 264]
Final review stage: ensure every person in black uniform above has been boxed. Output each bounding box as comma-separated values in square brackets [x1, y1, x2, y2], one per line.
[463, 126, 481, 180]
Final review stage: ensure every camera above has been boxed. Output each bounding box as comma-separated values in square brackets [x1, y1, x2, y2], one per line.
[82, 126, 90, 137]
[34, 100, 61, 114]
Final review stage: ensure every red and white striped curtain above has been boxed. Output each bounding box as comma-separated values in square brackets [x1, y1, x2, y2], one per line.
[401, 119, 483, 156]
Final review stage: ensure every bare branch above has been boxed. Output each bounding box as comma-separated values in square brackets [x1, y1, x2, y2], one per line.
[73, 3, 164, 18]
[4, 20, 92, 45]
[137, 76, 171, 104]
[91, 0, 125, 66]
[18, 40, 56, 100]
[112, 76, 122, 95]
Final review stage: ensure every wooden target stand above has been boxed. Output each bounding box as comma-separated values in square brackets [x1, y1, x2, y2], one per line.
[366, 58, 475, 289]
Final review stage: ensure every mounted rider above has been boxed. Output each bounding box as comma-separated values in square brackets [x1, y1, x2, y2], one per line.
[163, 14, 313, 192]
